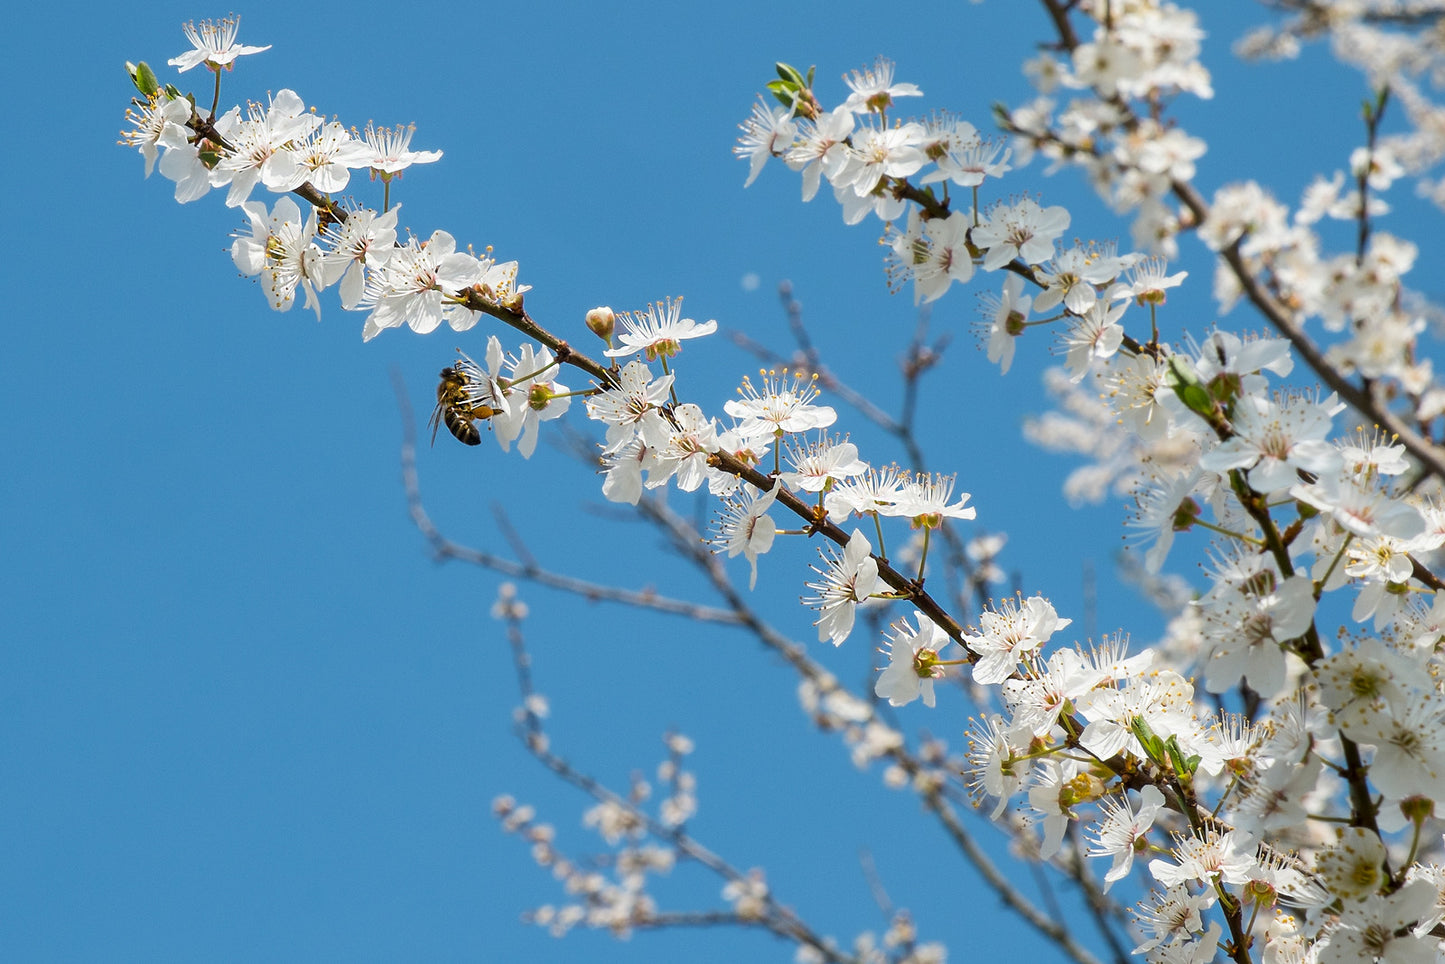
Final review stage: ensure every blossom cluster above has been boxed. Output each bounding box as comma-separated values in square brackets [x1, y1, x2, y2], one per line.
[121, 20, 523, 345]
[731, 19, 1445, 964]
[124, 8, 1445, 964]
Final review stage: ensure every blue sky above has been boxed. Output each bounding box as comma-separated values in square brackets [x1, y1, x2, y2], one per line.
[1, 1, 1410, 961]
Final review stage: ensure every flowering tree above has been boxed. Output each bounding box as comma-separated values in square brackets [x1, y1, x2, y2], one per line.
[120, 4, 1445, 962]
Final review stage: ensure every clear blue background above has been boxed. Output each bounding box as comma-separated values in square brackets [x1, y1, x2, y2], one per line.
[2, 1, 1407, 961]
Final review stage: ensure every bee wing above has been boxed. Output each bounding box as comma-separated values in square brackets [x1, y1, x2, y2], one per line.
[427, 401, 445, 446]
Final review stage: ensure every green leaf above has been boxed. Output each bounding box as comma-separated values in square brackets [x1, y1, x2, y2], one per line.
[765, 79, 795, 109]
[774, 62, 805, 87]
[1164, 736, 1198, 778]
[1130, 717, 1164, 764]
[1167, 356, 1215, 419]
[128, 60, 160, 98]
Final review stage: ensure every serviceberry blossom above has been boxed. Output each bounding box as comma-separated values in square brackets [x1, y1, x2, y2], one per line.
[889, 472, 976, 530]
[1061, 298, 1127, 382]
[874, 611, 953, 708]
[1148, 828, 1258, 890]
[1117, 255, 1187, 306]
[980, 273, 1032, 375]
[780, 434, 867, 493]
[155, 113, 214, 203]
[495, 344, 570, 459]
[208, 89, 321, 208]
[965, 595, 1072, 686]
[231, 196, 324, 318]
[1033, 242, 1133, 316]
[121, 92, 192, 178]
[269, 120, 373, 194]
[642, 403, 717, 493]
[604, 298, 717, 361]
[1126, 468, 1202, 573]
[918, 115, 1012, 188]
[357, 122, 442, 178]
[1199, 392, 1345, 496]
[840, 57, 922, 115]
[168, 16, 270, 73]
[585, 360, 674, 449]
[711, 482, 781, 590]
[354, 229, 482, 341]
[840, 120, 926, 199]
[735, 97, 798, 188]
[725, 370, 837, 441]
[971, 197, 1071, 271]
[317, 204, 401, 309]
[1200, 574, 1316, 697]
[803, 530, 879, 646]
[963, 714, 1029, 817]
[1318, 880, 1438, 964]
[1088, 785, 1166, 892]
[785, 106, 855, 201]
[823, 464, 909, 521]
[888, 210, 976, 305]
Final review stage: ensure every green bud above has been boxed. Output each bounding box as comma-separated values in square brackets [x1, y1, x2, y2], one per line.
[1164, 735, 1200, 779]
[128, 60, 160, 98]
[1167, 356, 1215, 419]
[765, 79, 795, 109]
[1129, 716, 1164, 763]
[774, 62, 805, 87]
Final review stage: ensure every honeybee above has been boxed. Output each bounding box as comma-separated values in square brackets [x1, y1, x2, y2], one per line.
[429, 364, 497, 446]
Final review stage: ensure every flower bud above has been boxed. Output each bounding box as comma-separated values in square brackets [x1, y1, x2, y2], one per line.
[585, 306, 615, 342]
